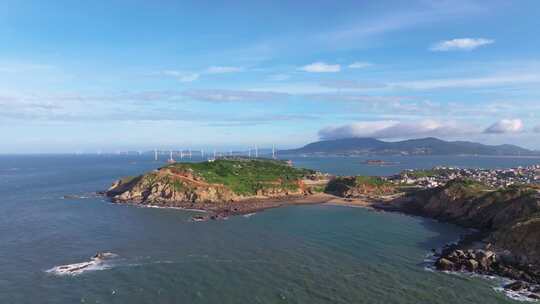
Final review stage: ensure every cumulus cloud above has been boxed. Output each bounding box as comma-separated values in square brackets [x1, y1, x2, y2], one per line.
[182, 89, 289, 102]
[348, 62, 373, 69]
[430, 38, 494, 51]
[205, 66, 243, 74]
[484, 119, 524, 134]
[319, 120, 476, 140]
[300, 62, 341, 73]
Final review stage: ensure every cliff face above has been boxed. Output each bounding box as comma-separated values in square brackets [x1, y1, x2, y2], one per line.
[404, 180, 540, 265]
[106, 159, 313, 207]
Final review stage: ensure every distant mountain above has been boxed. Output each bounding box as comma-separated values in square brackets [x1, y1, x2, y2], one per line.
[280, 137, 538, 156]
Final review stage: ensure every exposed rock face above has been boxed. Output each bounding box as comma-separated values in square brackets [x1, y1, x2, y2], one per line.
[402, 180, 540, 289]
[107, 168, 238, 206]
[106, 161, 311, 208]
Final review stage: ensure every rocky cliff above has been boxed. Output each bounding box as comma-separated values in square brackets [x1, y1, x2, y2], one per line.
[403, 180, 540, 264]
[401, 180, 540, 295]
[106, 159, 315, 209]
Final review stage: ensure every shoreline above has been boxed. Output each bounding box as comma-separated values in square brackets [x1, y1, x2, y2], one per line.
[109, 193, 341, 220]
[106, 191, 540, 300]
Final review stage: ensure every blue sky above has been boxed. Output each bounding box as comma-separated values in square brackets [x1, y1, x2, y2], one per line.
[1, 0, 540, 153]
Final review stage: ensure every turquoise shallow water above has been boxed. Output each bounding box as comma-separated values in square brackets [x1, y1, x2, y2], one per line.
[2, 155, 539, 303]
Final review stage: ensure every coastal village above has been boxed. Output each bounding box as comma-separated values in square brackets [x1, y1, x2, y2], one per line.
[389, 165, 540, 189]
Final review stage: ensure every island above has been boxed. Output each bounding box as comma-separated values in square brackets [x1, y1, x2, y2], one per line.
[106, 158, 540, 299]
[106, 158, 333, 220]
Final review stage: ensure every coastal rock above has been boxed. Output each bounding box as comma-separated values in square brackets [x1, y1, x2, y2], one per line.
[505, 281, 530, 292]
[402, 180, 540, 284]
[105, 159, 317, 216]
[435, 258, 455, 271]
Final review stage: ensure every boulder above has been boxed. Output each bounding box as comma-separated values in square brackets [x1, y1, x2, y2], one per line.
[504, 281, 529, 292]
[436, 258, 455, 271]
[466, 259, 479, 272]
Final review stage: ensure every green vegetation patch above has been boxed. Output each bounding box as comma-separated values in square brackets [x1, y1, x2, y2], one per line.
[403, 168, 454, 178]
[166, 159, 314, 195]
[355, 176, 391, 187]
[325, 175, 395, 196]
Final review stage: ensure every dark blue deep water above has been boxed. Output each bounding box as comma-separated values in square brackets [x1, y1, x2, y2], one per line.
[2, 155, 539, 303]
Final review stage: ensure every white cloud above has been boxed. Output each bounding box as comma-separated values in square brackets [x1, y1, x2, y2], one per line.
[393, 73, 540, 90]
[205, 66, 243, 74]
[159, 66, 242, 82]
[162, 70, 200, 82]
[319, 120, 476, 140]
[318, 80, 386, 89]
[535, 125, 540, 133]
[348, 62, 373, 69]
[319, 121, 397, 139]
[484, 119, 524, 134]
[430, 38, 494, 51]
[182, 89, 289, 102]
[300, 62, 341, 73]
[310, 93, 405, 104]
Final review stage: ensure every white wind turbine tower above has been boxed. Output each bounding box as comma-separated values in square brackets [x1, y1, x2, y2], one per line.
[272, 144, 276, 159]
[255, 145, 258, 158]
[248, 148, 251, 158]
[201, 149, 205, 159]
[154, 149, 158, 161]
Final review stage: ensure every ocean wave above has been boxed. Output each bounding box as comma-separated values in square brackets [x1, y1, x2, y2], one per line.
[423, 252, 539, 302]
[46, 252, 118, 276]
[494, 286, 539, 302]
[60, 192, 101, 200]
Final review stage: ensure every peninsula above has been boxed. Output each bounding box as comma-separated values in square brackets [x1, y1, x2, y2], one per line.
[106, 158, 540, 299]
[106, 158, 332, 219]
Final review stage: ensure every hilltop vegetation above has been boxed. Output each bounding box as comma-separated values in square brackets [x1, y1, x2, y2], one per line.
[106, 159, 316, 207]
[165, 159, 314, 195]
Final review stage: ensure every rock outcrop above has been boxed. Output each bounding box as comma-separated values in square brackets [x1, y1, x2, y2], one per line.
[403, 180, 540, 264]
[106, 159, 315, 210]
[400, 179, 540, 296]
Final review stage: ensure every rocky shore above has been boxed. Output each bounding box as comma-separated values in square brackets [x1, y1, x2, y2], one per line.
[433, 240, 540, 300]
[105, 159, 540, 298]
[323, 174, 540, 299]
[105, 159, 331, 221]
[379, 180, 540, 300]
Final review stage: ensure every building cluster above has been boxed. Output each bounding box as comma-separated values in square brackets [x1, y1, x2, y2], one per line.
[389, 165, 540, 189]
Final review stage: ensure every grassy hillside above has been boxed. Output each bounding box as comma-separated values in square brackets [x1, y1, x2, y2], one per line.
[166, 159, 314, 195]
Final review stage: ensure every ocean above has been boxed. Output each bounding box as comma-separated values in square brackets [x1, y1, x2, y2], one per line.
[2, 154, 539, 303]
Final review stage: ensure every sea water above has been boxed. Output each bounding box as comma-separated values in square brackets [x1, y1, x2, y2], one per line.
[1, 154, 539, 303]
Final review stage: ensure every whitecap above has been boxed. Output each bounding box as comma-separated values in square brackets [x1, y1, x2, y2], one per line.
[493, 286, 539, 302]
[46, 252, 118, 276]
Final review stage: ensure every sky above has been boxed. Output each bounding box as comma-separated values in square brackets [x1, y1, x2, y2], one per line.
[1, 0, 540, 153]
